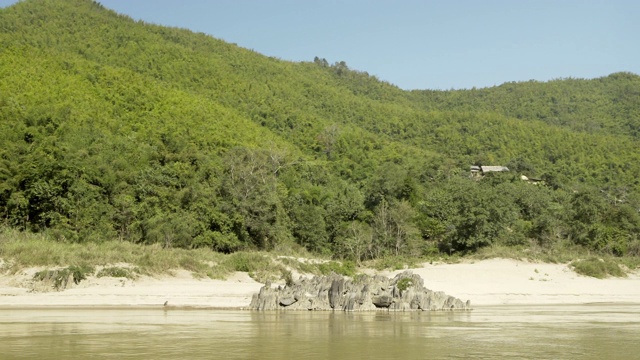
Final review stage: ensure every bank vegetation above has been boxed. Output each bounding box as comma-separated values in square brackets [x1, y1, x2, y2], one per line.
[1, 0, 639, 278]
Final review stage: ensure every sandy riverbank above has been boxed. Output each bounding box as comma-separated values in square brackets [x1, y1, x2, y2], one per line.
[1, 258, 639, 308]
[386, 258, 640, 306]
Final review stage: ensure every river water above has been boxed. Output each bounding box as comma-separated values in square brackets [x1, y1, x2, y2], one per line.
[1, 304, 639, 359]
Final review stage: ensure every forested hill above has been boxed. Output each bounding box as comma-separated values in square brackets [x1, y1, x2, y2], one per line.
[1, 0, 639, 259]
[410, 72, 640, 137]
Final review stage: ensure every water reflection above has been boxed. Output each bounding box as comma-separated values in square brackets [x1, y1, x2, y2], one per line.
[1, 305, 639, 359]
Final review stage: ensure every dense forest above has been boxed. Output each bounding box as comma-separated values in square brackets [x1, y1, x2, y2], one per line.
[1, 0, 639, 262]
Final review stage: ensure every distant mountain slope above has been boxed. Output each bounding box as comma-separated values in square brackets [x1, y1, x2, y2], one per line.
[409, 72, 640, 137]
[1, 0, 638, 257]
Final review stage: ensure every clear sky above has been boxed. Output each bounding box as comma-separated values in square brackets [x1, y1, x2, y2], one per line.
[1, 0, 638, 90]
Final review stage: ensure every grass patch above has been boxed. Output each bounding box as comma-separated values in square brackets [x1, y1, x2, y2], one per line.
[217, 252, 285, 282]
[223, 252, 272, 273]
[571, 257, 626, 278]
[619, 256, 640, 271]
[275, 257, 357, 277]
[277, 257, 317, 274]
[364, 255, 420, 271]
[0, 228, 292, 283]
[317, 260, 356, 277]
[96, 266, 139, 279]
[0, 227, 227, 277]
[4, 227, 638, 284]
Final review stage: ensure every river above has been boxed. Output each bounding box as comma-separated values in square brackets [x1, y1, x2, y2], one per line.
[1, 304, 639, 359]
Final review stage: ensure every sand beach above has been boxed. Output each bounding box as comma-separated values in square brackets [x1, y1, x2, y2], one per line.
[1, 258, 638, 308]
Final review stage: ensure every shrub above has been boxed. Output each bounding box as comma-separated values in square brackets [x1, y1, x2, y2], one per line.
[96, 266, 139, 279]
[282, 269, 294, 286]
[571, 257, 625, 278]
[33, 265, 95, 290]
[68, 265, 94, 284]
[396, 277, 413, 291]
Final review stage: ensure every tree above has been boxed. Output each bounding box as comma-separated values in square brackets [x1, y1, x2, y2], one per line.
[220, 147, 291, 249]
[371, 199, 420, 257]
[335, 221, 372, 264]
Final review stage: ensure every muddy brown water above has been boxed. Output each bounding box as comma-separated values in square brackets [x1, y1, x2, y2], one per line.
[1, 304, 639, 359]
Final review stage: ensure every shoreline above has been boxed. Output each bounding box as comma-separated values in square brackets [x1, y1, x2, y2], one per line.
[1, 258, 639, 309]
[2, 302, 639, 311]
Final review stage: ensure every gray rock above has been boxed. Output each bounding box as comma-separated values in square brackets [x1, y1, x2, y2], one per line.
[328, 278, 344, 309]
[279, 296, 297, 307]
[372, 294, 393, 308]
[250, 271, 471, 312]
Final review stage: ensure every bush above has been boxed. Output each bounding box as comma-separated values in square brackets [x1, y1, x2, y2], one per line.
[396, 277, 413, 291]
[571, 257, 625, 279]
[68, 265, 94, 284]
[33, 265, 95, 290]
[282, 269, 294, 286]
[96, 266, 139, 279]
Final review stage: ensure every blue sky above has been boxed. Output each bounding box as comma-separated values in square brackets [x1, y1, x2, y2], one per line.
[1, 0, 638, 90]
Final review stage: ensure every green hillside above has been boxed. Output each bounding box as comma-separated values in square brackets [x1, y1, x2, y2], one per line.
[1, 0, 639, 260]
[410, 72, 640, 137]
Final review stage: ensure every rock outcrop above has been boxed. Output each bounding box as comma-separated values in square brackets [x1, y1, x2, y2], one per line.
[250, 271, 471, 311]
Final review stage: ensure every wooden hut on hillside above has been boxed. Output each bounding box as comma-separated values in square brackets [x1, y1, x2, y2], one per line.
[470, 165, 510, 178]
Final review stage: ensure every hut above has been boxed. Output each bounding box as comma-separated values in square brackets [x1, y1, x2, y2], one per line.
[470, 165, 509, 178]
